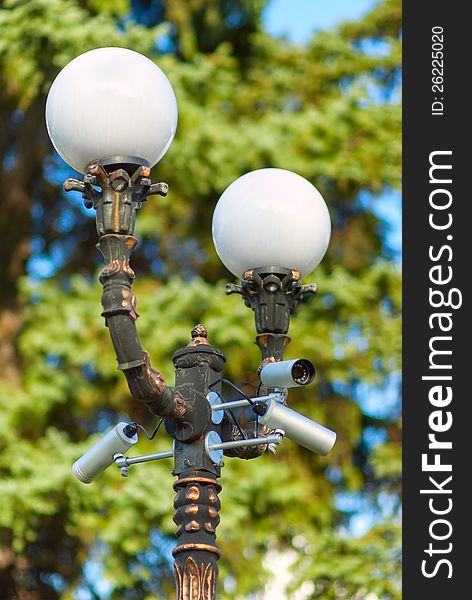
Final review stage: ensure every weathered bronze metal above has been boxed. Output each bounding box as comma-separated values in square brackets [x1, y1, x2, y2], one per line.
[64, 160, 168, 236]
[94, 232, 186, 420]
[187, 323, 210, 347]
[174, 556, 218, 600]
[256, 333, 292, 362]
[226, 266, 317, 336]
[170, 332, 225, 599]
[173, 473, 222, 600]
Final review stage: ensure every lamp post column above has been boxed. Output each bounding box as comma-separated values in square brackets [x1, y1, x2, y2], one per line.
[170, 326, 226, 600]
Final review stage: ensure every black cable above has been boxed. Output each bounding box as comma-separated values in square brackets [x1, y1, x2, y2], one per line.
[209, 379, 265, 440]
[255, 381, 262, 437]
[209, 378, 256, 406]
[255, 381, 262, 397]
[129, 418, 165, 440]
[226, 408, 248, 441]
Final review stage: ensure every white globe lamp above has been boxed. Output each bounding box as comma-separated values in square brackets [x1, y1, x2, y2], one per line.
[45, 47, 178, 173]
[212, 168, 331, 278]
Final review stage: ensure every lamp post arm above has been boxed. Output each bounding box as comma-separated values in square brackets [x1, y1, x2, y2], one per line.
[96, 232, 187, 421]
[62, 162, 187, 422]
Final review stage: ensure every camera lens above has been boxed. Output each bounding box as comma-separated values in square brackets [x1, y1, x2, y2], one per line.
[291, 360, 315, 385]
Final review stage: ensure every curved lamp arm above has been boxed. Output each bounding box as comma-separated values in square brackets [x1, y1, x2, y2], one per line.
[65, 162, 188, 422]
[96, 233, 187, 421]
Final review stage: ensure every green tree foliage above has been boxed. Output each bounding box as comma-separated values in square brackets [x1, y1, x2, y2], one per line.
[0, 0, 401, 598]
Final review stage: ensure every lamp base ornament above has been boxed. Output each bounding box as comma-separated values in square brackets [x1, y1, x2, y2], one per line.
[226, 266, 317, 335]
[64, 157, 168, 236]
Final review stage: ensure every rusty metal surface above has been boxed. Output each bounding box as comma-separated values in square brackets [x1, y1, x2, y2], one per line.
[96, 233, 189, 422]
[121, 289, 139, 321]
[227, 266, 317, 335]
[174, 557, 218, 600]
[64, 162, 168, 236]
[256, 333, 291, 362]
[187, 324, 210, 347]
[176, 476, 222, 488]
[173, 544, 221, 558]
[173, 473, 221, 599]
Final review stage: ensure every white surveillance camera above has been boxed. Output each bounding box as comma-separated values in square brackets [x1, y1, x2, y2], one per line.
[259, 399, 336, 456]
[260, 359, 315, 389]
[72, 422, 139, 484]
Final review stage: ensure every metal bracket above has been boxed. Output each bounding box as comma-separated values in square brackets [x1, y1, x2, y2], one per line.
[63, 160, 168, 236]
[113, 449, 174, 476]
[207, 391, 284, 413]
[226, 267, 317, 335]
[204, 431, 284, 461]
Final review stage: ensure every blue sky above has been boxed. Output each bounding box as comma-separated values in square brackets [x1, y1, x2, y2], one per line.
[264, 0, 377, 43]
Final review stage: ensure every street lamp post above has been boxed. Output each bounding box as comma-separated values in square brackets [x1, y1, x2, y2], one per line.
[46, 48, 336, 599]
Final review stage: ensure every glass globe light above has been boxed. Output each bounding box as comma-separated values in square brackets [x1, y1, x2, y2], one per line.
[45, 47, 178, 173]
[212, 168, 331, 278]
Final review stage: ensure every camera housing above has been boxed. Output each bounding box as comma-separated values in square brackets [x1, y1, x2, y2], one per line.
[260, 359, 315, 388]
[259, 399, 336, 455]
[72, 422, 139, 484]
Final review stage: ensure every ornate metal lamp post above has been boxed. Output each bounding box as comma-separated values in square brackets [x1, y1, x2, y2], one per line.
[46, 48, 336, 599]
